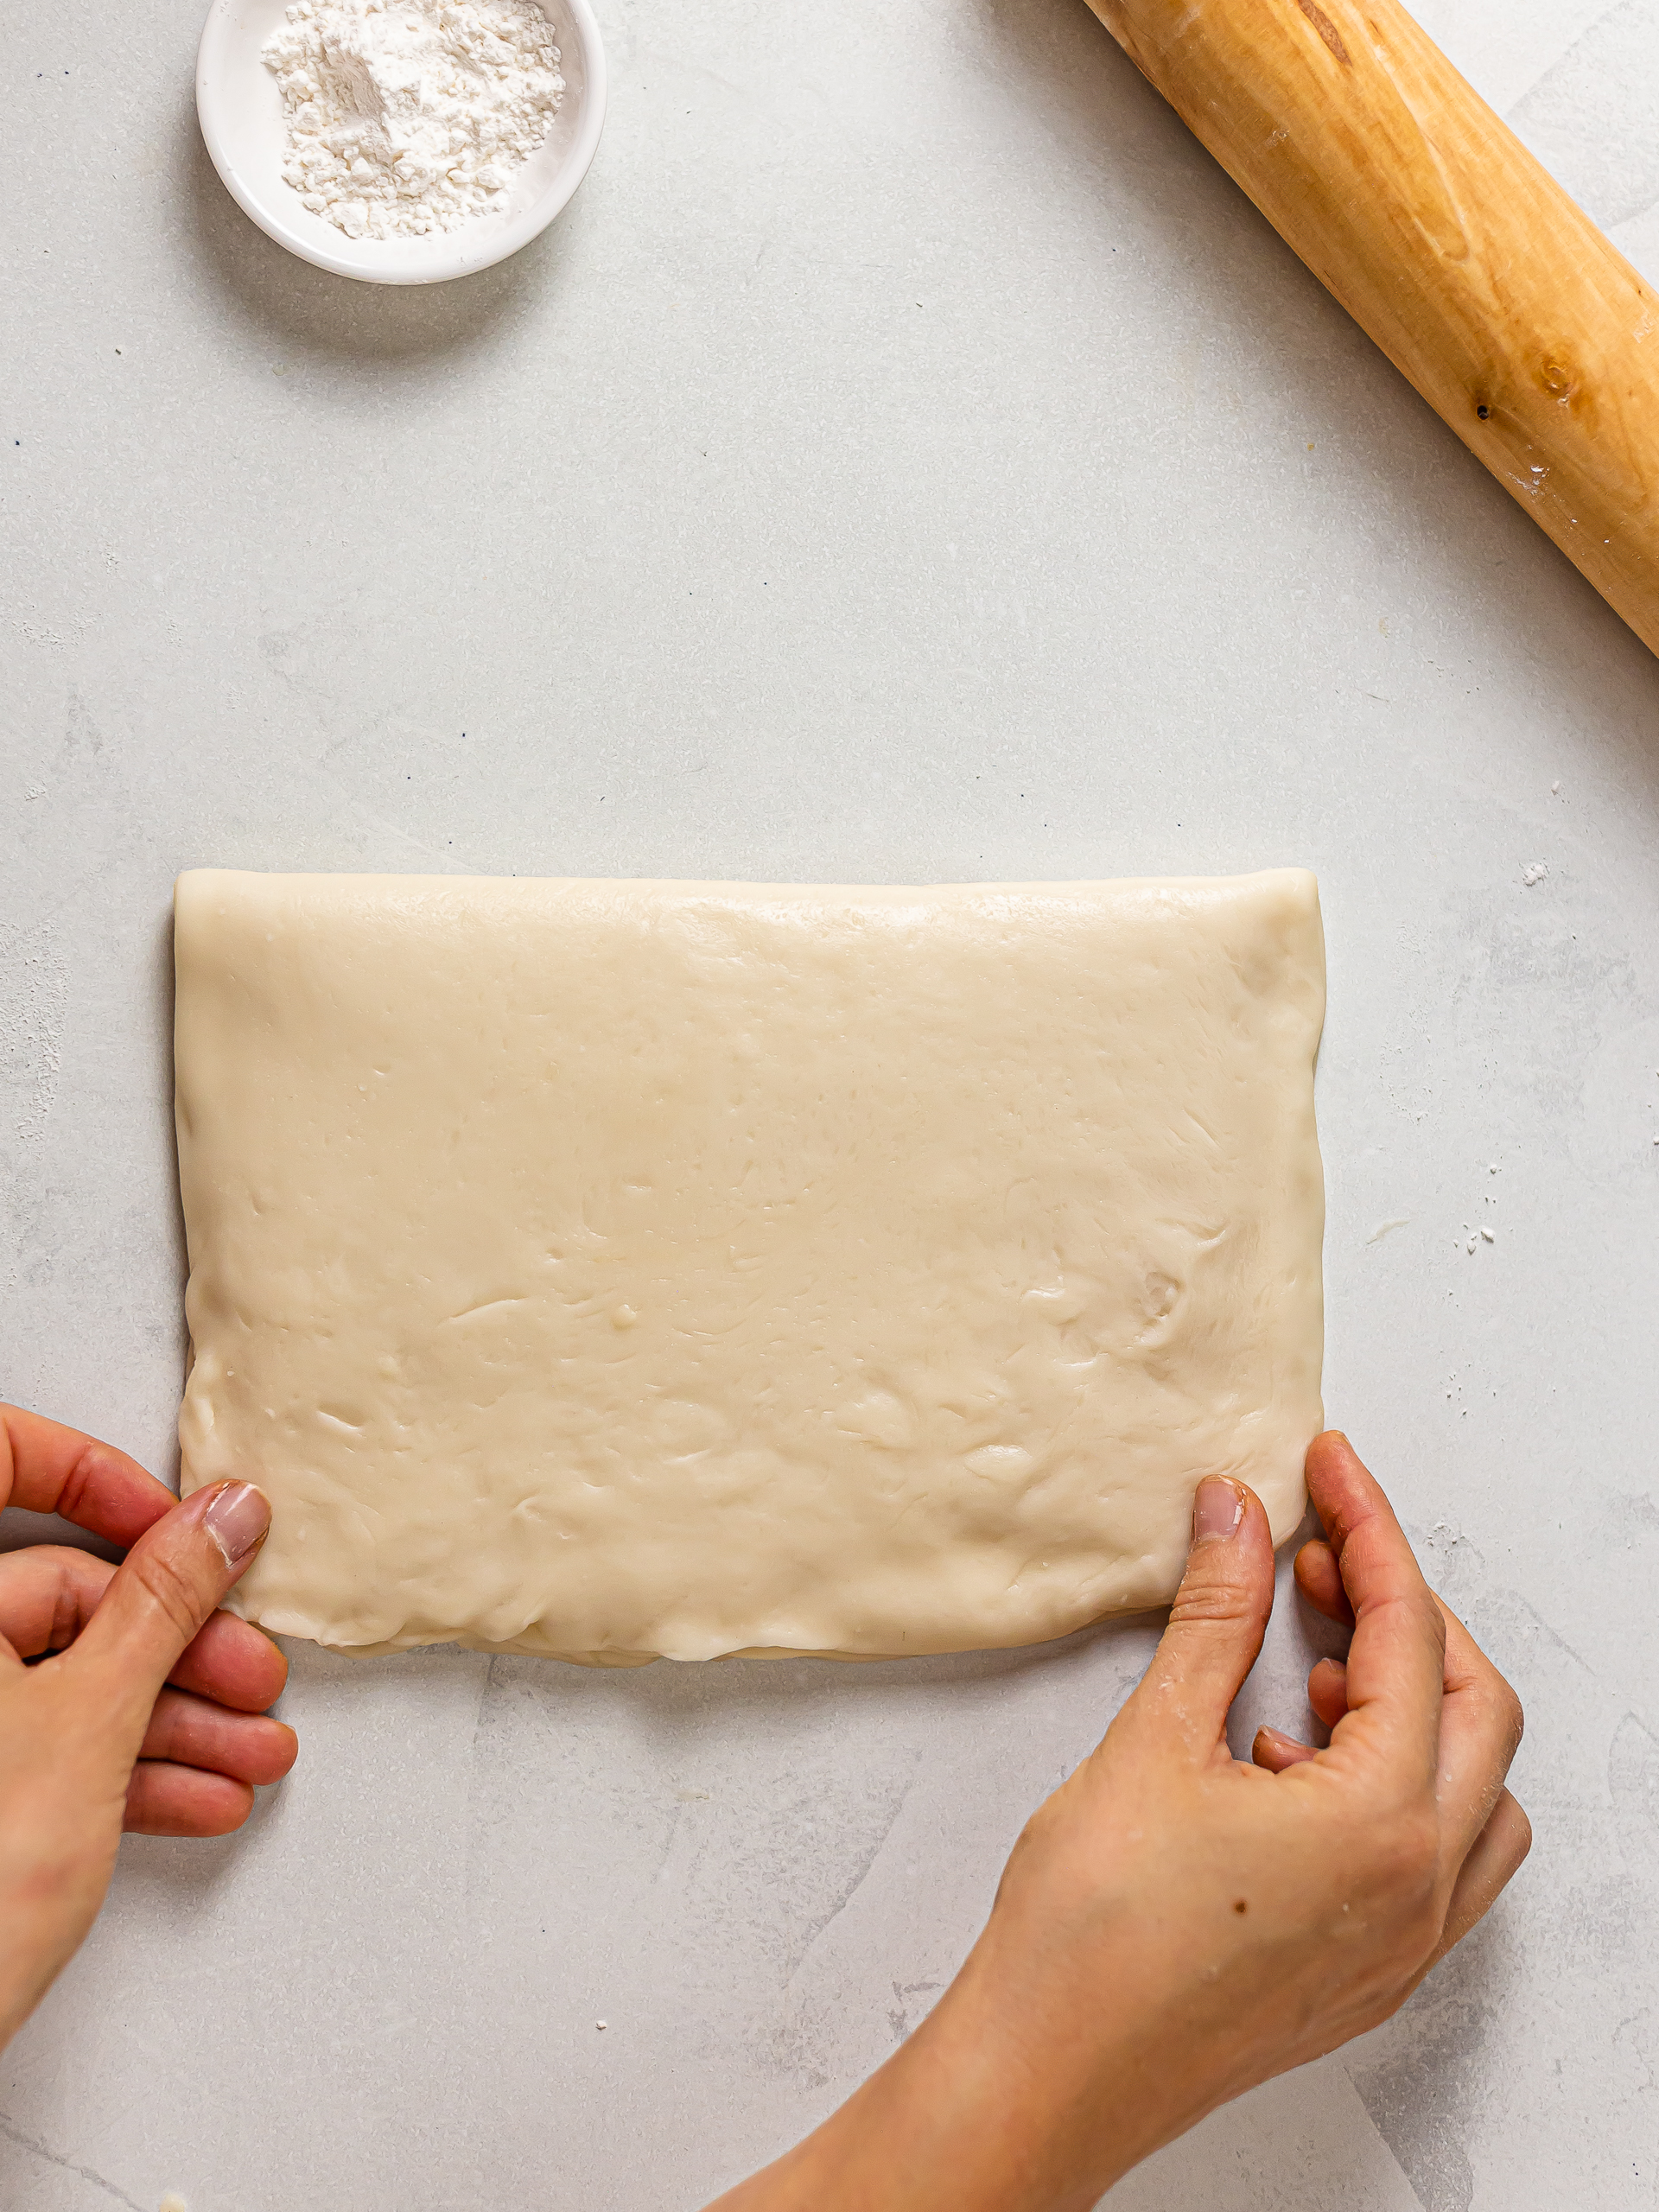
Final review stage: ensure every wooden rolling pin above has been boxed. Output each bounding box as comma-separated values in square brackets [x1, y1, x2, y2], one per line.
[1082, 0, 1659, 656]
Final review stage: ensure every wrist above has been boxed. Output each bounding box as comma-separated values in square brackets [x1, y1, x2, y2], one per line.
[716, 1925, 1152, 2212]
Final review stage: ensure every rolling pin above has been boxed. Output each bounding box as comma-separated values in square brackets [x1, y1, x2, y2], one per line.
[1082, 0, 1659, 657]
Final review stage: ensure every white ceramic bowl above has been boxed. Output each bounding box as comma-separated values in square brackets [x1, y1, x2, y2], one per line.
[196, 0, 606, 284]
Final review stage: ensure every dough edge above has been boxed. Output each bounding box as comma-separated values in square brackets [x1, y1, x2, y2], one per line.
[226, 1454, 1314, 1668]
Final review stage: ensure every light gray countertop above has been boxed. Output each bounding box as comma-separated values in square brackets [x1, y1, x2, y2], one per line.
[3, 0, 1658, 2205]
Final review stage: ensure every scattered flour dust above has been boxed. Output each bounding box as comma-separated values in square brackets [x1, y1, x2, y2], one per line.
[264, 0, 565, 239]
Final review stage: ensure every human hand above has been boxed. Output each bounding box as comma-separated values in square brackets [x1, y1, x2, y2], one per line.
[709, 1432, 1529, 2212]
[0, 1404, 296, 2050]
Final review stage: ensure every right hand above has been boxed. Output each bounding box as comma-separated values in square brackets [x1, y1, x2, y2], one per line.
[710, 1432, 1529, 2211]
[0, 1405, 297, 2052]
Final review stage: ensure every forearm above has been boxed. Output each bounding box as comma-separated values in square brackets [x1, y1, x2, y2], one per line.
[705, 1931, 1160, 2212]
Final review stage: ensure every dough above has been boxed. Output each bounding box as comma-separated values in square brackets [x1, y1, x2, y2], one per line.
[174, 870, 1325, 1662]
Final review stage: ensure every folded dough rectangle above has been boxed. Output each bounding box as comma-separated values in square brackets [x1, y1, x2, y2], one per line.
[175, 870, 1325, 1662]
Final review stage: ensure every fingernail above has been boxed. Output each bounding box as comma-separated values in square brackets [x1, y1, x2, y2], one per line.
[1192, 1477, 1245, 1546]
[203, 1481, 270, 1567]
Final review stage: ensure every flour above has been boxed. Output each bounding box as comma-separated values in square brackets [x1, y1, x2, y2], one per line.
[264, 0, 564, 240]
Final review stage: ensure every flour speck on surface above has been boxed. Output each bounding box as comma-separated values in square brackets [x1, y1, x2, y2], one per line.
[264, 0, 564, 239]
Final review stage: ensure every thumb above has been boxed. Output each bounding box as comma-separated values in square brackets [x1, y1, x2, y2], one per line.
[1129, 1477, 1276, 1758]
[67, 1481, 271, 1748]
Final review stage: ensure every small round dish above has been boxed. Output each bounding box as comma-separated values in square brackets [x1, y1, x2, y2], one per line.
[196, 0, 605, 284]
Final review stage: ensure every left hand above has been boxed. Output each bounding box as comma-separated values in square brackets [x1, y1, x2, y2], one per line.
[0, 1404, 296, 2050]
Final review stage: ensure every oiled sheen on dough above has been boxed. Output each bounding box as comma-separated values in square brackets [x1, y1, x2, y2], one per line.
[175, 870, 1324, 1663]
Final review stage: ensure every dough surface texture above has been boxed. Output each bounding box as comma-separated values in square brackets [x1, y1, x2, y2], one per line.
[175, 870, 1325, 1662]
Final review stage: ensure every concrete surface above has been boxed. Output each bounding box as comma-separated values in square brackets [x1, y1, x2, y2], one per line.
[3, 0, 1658, 2204]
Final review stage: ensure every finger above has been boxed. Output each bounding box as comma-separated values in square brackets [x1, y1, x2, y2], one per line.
[0, 1547, 116, 1656]
[0, 1535, 287, 1733]
[1253, 1657, 1348, 1769]
[1308, 1656, 1348, 1732]
[1432, 1596, 1525, 1862]
[1302, 1502, 1521, 1858]
[1253, 1725, 1319, 1772]
[138, 1688, 298, 1788]
[1300, 1500, 1520, 1857]
[1434, 1789, 1531, 1958]
[0, 1548, 287, 1713]
[1128, 1478, 1276, 1758]
[0, 1403, 180, 1547]
[1305, 1433, 1446, 1793]
[1294, 1538, 1353, 1627]
[67, 1483, 271, 1751]
[123, 1762, 257, 1839]
[168, 1611, 289, 1714]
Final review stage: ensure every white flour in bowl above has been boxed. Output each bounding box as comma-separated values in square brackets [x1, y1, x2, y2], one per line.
[264, 0, 565, 240]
